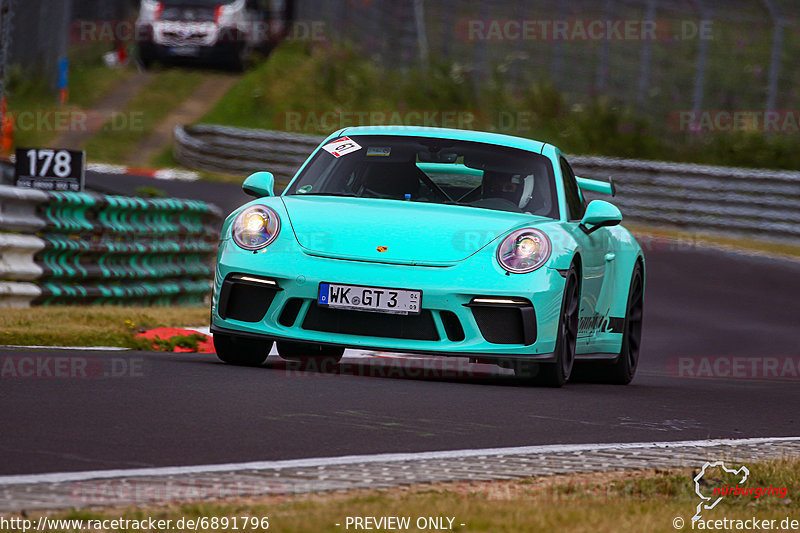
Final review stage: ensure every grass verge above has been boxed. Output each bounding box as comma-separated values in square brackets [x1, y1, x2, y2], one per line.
[0, 306, 208, 348]
[629, 223, 800, 261]
[200, 42, 800, 170]
[4, 43, 134, 149]
[10, 458, 798, 532]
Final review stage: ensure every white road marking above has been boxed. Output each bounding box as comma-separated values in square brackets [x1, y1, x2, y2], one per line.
[1, 436, 797, 486]
[0, 345, 130, 351]
[188, 326, 427, 360]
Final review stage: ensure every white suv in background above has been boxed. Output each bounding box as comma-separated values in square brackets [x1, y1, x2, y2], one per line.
[136, 0, 290, 70]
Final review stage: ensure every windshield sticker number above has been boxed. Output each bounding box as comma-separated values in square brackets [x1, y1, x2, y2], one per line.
[323, 137, 362, 158]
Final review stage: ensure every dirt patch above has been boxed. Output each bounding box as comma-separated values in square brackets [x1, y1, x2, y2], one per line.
[52, 72, 153, 150]
[127, 73, 238, 167]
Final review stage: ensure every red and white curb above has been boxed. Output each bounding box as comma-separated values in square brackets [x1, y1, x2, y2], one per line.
[1, 328, 442, 363]
[5, 156, 200, 182]
[86, 163, 199, 181]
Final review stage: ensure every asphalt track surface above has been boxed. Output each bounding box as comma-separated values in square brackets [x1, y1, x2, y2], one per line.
[84, 170, 253, 219]
[1, 173, 799, 476]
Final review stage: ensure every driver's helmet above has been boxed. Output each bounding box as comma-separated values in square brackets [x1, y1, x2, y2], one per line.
[482, 171, 534, 209]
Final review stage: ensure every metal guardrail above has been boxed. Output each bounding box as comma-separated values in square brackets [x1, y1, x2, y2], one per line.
[0, 184, 222, 307]
[0, 185, 47, 306]
[175, 124, 324, 183]
[175, 124, 800, 243]
[569, 156, 800, 241]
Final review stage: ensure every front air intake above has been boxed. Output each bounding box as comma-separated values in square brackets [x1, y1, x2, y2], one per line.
[218, 275, 280, 322]
[303, 306, 439, 341]
[467, 298, 536, 345]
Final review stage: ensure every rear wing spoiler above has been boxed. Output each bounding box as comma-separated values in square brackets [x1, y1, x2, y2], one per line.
[576, 176, 616, 197]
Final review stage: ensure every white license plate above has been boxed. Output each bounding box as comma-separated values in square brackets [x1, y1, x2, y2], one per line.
[169, 45, 200, 56]
[318, 283, 421, 315]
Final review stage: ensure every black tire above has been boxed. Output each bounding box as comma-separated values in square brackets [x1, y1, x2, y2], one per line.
[573, 262, 644, 385]
[214, 333, 272, 366]
[606, 262, 644, 384]
[138, 45, 155, 69]
[516, 262, 580, 387]
[276, 341, 344, 371]
[228, 42, 249, 72]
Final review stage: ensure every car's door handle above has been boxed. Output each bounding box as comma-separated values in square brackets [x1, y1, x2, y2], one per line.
[605, 253, 616, 262]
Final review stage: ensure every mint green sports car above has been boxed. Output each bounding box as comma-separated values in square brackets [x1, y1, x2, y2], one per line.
[211, 126, 645, 386]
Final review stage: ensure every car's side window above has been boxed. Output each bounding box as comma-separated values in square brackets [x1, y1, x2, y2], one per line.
[559, 157, 585, 221]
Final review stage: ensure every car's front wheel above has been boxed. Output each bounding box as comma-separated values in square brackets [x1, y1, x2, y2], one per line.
[516, 262, 580, 387]
[214, 333, 272, 366]
[276, 341, 344, 371]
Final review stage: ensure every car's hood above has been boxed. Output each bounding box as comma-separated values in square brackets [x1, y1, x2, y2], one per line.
[281, 196, 540, 264]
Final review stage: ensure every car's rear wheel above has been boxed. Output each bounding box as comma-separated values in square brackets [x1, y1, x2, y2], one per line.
[276, 341, 344, 371]
[607, 263, 645, 384]
[214, 333, 272, 366]
[610, 262, 644, 383]
[516, 262, 580, 387]
[137, 43, 157, 69]
[573, 262, 644, 384]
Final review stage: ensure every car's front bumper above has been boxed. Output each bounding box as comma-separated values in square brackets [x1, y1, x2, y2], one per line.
[141, 41, 244, 61]
[211, 237, 568, 362]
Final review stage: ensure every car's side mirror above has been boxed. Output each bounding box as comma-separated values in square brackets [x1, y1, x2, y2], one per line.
[243, 171, 276, 198]
[579, 200, 622, 235]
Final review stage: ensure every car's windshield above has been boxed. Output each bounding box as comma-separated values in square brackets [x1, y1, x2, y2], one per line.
[287, 135, 559, 218]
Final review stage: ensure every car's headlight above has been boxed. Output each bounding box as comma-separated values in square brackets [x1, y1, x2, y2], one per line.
[232, 205, 281, 251]
[496, 228, 551, 273]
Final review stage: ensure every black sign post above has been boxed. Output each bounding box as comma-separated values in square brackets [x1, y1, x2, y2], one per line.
[15, 148, 85, 192]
